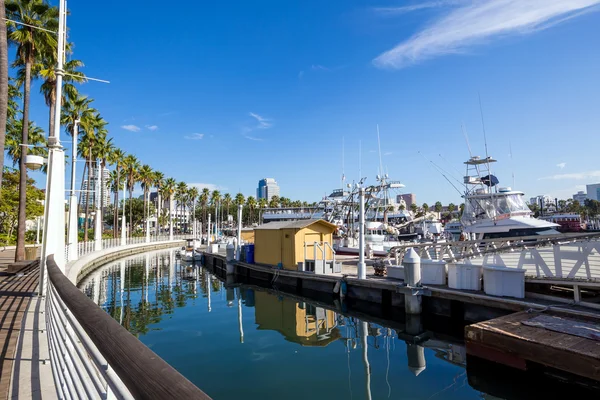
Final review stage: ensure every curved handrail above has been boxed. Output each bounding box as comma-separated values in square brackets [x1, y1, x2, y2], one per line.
[47, 255, 211, 399]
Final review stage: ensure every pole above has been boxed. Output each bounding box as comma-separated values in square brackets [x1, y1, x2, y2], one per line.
[169, 194, 174, 241]
[145, 191, 150, 243]
[39, 0, 66, 293]
[94, 161, 102, 251]
[35, 216, 40, 245]
[357, 187, 366, 279]
[236, 204, 242, 260]
[121, 183, 126, 246]
[67, 119, 79, 261]
[207, 213, 211, 247]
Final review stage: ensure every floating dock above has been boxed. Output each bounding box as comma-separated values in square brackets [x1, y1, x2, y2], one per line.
[465, 311, 600, 382]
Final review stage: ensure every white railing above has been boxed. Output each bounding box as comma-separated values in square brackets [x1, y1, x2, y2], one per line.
[65, 234, 192, 263]
[46, 238, 209, 399]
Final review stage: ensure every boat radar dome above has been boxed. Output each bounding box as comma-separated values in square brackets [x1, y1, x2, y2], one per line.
[499, 187, 512, 192]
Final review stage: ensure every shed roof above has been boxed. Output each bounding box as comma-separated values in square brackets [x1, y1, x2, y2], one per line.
[254, 219, 337, 231]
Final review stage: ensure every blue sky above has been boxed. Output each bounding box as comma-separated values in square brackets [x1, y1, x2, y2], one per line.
[20, 0, 600, 205]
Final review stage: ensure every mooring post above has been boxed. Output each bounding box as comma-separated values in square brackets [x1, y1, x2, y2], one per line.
[236, 204, 243, 261]
[357, 186, 366, 280]
[403, 247, 422, 314]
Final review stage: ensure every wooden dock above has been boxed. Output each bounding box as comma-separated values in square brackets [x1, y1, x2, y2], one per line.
[465, 311, 600, 382]
[0, 260, 39, 399]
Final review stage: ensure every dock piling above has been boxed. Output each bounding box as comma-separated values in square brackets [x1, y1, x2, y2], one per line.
[403, 248, 422, 315]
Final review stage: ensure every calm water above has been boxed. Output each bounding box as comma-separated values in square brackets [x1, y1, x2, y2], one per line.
[77, 249, 496, 399]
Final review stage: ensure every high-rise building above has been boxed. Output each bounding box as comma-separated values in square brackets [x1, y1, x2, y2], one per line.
[82, 167, 111, 208]
[396, 193, 416, 209]
[573, 191, 587, 204]
[257, 178, 280, 201]
[586, 184, 600, 201]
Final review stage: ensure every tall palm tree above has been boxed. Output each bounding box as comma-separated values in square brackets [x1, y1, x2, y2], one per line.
[110, 148, 126, 237]
[138, 165, 154, 235]
[94, 136, 115, 234]
[222, 193, 232, 226]
[162, 178, 176, 236]
[268, 195, 280, 209]
[199, 188, 210, 234]
[188, 187, 199, 235]
[4, 119, 46, 167]
[7, 0, 59, 261]
[0, 0, 8, 189]
[175, 182, 188, 233]
[210, 190, 221, 234]
[258, 197, 267, 224]
[152, 171, 164, 233]
[123, 155, 140, 237]
[246, 196, 257, 225]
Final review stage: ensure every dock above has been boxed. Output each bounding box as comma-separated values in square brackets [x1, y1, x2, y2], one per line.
[465, 311, 600, 382]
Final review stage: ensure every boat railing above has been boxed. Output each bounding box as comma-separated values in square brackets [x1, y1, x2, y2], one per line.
[46, 254, 211, 399]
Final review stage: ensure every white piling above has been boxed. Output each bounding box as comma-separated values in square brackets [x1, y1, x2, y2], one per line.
[403, 247, 422, 315]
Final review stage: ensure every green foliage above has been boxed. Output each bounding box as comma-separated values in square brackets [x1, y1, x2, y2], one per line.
[0, 167, 44, 243]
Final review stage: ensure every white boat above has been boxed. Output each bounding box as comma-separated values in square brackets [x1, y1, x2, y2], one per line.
[460, 156, 559, 240]
[181, 238, 202, 262]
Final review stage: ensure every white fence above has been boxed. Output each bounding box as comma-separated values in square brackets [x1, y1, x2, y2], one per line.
[65, 235, 192, 263]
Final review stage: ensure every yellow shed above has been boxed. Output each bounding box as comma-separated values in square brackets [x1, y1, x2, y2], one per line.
[253, 219, 338, 270]
[240, 228, 255, 244]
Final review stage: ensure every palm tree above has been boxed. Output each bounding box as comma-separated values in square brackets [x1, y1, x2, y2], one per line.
[175, 182, 188, 233]
[258, 197, 267, 223]
[422, 203, 430, 214]
[188, 187, 199, 235]
[199, 188, 210, 234]
[268, 195, 280, 208]
[234, 193, 245, 225]
[94, 136, 115, 234]
[210, 190, 221, 234]
[162, 178, 176, 236]
[222, 193, 232, 225]
[123, 155, 140, 237]
[109, 148, 126, 237]
[246, 196, 257, 225]
[138, 165, 154, 235]
[4, 119, 46, 167]
[0, 0, 8, 189]
[6, 0, 58, 261]
[152, 171, 164, 233]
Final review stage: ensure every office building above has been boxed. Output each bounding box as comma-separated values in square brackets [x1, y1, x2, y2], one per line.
[257, 178, 280, 201]
[586, 184, 600, 201]
[396, 193, 416, 209]
[82, 167, 111, 208]
[573, 191, 587, 204]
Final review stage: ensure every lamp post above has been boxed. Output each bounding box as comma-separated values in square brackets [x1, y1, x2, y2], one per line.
[67, 119, 79, 261]
[39, 0, 67, 293]
[94, 161, 102, 251]
[357, 186, 366, 280]
[121, 183, 126, 246]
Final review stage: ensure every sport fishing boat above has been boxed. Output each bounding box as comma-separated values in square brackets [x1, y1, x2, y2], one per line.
[460, 156, 559, 240]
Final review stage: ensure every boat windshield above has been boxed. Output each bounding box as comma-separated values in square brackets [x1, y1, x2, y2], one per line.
[461, 193, 530, 226]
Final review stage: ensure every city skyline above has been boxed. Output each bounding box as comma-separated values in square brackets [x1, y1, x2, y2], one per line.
[18, 0, 600, 205]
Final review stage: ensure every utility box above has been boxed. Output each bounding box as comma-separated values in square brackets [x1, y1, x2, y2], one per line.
[421, 260, 447, 285]
[448, 263, 482, 291]
[387, 265, 405, 281]
[483, 265, 526, 298]
[24, 246, 38, 261]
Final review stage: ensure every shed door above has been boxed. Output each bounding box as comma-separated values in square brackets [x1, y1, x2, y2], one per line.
[304, 233, 322, 260]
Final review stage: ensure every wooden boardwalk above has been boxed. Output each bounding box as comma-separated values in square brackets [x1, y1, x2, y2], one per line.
[0, 260, 39, 399]
[465, 311, 600, 382]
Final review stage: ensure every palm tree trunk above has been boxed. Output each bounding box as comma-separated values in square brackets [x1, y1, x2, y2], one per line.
[0, 0, 8, 190]
[15, 59, 31, 262]
[83, 159, 92, 242]
[129, 186, 133, 238]
[114, 167, 119, 238]
[143, 188, 147, 235]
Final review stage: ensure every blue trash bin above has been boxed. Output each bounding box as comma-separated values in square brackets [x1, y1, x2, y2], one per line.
[245, 244, 255, 264]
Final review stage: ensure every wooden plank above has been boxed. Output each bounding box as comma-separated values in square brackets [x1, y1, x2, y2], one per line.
[466, 311, 600, 381]
[522, 315, 600, 341]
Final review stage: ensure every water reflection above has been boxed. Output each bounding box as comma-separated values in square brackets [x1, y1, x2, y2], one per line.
[77, 249, 501, 399]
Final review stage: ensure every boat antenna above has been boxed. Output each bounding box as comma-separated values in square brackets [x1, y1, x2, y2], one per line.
[509, 140, 515, 188]
[461, 122, 473, 158]
[342, 136, 345, 188]
[418, 151, 464, 197]
[377, 124, 384, 181]
[478, 93, 495, 195]
[359, 140, 362, 182]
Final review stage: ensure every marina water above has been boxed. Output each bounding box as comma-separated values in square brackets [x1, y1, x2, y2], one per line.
[78, 248, 522, 399]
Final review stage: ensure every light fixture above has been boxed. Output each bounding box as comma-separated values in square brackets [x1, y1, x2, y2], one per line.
[25, 155, 45, 170]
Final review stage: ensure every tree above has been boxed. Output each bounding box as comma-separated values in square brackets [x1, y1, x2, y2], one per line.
[268, 195, 280, 208]
[210, 189, 221, 233]
[109, 148, 126, 237]
[198, 188, 210, 234]
[187, 186, 199, 234]
[161, 178, 176, 235]
[222, 193, 232, 224]
[7, 0, 58, 261]
[0, 0, 8, 189]
[422, 203, 430, 214]
[138, 165, 154, 235]
[94, 135, 115, 234]
[4, 119, 46, 166]
[246, 196, 256, 224]
[410, 203, 418, 214]
[152, 171, 164, 232]
[434, 201, 443, 213]
[175, 181, 188, 232]
[104, 198, 155, 235]
[0, 167, 44, 244]
[123, 155, 140, 237]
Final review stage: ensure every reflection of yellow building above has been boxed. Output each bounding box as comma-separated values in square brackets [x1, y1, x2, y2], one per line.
[254, 291, 340, 346]
[254, 219, 337, 270]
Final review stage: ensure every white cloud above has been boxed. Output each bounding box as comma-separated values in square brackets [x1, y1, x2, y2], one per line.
[187, 183, 226, 191]
[384, 151, 393, 156]
[373, 0, 600, 69]
[311, 64, 330, 71]
[242, 135, 263, 141]
[539, 170, 600, 181]
[556, 162, 566, 169]
[146, 125, 159, 131]
[249, 112, 272, 129]
[184, 133, 205, 140]
[121, 124, 141, 132]
[373, 1, 462, 16]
